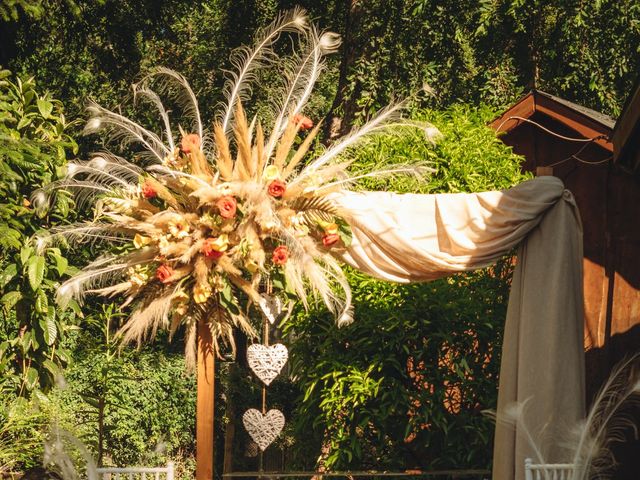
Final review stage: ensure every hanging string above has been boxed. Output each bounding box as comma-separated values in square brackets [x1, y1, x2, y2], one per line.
[495, 115, 609, 143]
[258, 277, 272, 476]
[495, 115, 612, 168]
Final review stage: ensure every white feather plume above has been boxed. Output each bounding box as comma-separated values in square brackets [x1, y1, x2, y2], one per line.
[220, 7, 309, 133]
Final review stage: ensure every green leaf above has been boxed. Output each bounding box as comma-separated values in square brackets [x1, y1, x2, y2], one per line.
[35, 289, 48, 313]
[0, 263, 17, 288]
[25, 367, 39, 388]
[37, 99, 53, 118]
[41, 310, 57, 345]
[66, 298, 84, 318]
[42, 359, 60, 375]
[27, 255, 45, 290]
[17, 117, 31, 129]
[219, 284, 240, 316]
[53, 253, 68, 276]
[20, 246, 33, 265]
[1, 291, 22, 310]
[81, 395, 101, 409]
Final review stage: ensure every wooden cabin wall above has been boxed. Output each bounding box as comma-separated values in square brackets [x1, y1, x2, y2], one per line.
[498, 114, 640, 407]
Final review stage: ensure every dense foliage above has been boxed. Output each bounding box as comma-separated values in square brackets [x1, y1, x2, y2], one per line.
[1, 0, 637, 126]
[0, 70, 81, 395]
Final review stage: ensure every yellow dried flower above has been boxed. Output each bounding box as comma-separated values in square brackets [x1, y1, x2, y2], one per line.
[127, 266, 149, 287]
[193, 283, 212, 304]
[133, 234, 151, 248]
[294, 224, 310, 237]
[211, 274, 226, 291]
[324, 223, 339, 235]
[158, 235, 171, 255]
[209, 234, 229, 252]
[168, 217, 190, 239]
[244, 259, 259, 273]
[263, 165, 281, 181]
[172, 290, 190, 315]
[261, 219, 278, 232]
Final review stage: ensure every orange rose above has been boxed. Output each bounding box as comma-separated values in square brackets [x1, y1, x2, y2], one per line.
[322, 233, 340, 247]
[272, 245, 289, 265]
[293, 114, 314, 130]
[216, 195, 237, 219]
[181, 133, 201, 154]
[156, 264, 174, 283]
[268, 180, 286, 198]
[141, 180, 157, 199]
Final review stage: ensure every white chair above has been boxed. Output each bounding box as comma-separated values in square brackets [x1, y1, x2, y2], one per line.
[524, 457, 576, 480]
[95, 461, 174, 480]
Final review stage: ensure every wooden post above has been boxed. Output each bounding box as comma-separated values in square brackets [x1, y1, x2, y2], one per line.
[196, 321, 215, 480]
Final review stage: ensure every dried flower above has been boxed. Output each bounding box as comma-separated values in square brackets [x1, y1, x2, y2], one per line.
[244, 259, 259, 273]
[133, 233, 151, 248]
[181, 133, 201, 154]
[156, 264, 174, 283]
[322, 233, 340, 247]
[168, 217, 190, 239]
[141, 180, 157, 199]
[216, 196, 237, 219]
[263, 165, 281, 181]
[158, 235, 171, 255]
[193, 282, 212, 304]
[201, 234, 229, 258]
[128, 266, 149, 287]
[268, 180, 286, 198]
[272, 245, 289, 265]
[172, 290, 190, 315]
[174, 303, 188, 316]
[323, 223, 339, 235]
[293, 114, 314, 130]
[294, 224, 310, 237]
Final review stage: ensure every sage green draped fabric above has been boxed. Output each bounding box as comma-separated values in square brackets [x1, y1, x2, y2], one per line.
[333, 176, 585, 480]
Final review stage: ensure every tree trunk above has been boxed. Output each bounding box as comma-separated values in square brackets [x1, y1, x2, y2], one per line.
[324, 0, 365, 141]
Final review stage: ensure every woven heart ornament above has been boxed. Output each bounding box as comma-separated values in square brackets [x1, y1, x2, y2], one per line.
[242, 408, 285, 451]
[247, 343, 288, 386]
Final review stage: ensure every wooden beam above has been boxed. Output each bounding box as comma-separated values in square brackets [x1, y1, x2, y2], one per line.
[611, 82, 640, 168]
[489, 93, 535, 133]
[196, 321, 215, 480]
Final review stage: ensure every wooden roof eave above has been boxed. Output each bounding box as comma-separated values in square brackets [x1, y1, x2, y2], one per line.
[490, 91, 614, 152]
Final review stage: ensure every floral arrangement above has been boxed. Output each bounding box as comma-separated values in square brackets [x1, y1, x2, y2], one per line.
[34, 9, 432, 363]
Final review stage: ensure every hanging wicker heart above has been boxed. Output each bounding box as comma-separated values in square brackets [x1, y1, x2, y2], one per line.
[242, 408, 285, 452]
[247, 343, 288, 386]
[258, 294, 284, 324]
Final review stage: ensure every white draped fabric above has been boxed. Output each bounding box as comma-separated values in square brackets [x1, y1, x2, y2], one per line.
[333, 176, 585, 480]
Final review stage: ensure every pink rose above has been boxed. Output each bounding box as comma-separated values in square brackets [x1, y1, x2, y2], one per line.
[156, 264, 174, 283]
[272, 245, 289, 265]
[322, 233, 340, 247]
[181, 133, 201, 154]
[267, 180, 286, 198]
[141, 180, 157, 199]
[216, 195, 237, 219]
[293, 114, 314, 131]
